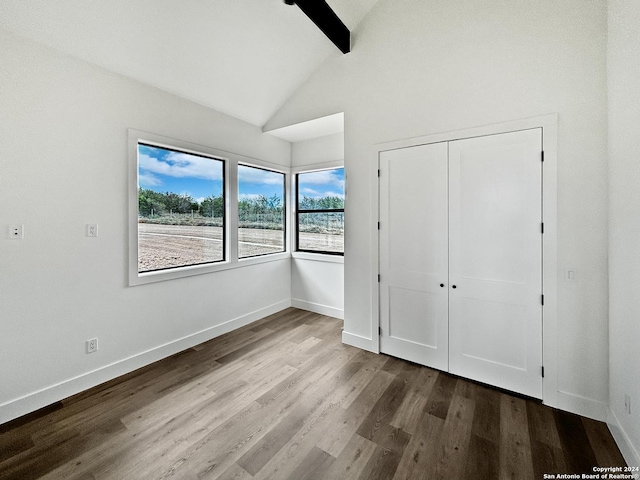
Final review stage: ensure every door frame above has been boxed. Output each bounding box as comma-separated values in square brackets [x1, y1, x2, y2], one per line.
[371, 114, 559, 408]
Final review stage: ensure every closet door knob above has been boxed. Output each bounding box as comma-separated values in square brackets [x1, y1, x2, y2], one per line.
[452, 285, 457, 289]
[440, 283, 445, 288]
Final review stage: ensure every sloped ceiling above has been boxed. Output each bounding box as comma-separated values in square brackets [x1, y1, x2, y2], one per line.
[0, 0, 380, 127]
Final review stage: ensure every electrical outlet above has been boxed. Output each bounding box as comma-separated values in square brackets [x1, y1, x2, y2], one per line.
[624, 393, 631, 415]
[86, 224, 98, 237]
[86, 338, 98, 354]
[9, 224, 24, 239]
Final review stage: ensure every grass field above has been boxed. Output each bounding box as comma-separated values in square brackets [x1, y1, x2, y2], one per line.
[138, 223, 343, 272]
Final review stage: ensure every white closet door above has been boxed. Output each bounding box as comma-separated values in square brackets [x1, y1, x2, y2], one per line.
[448, 129, 542, 398]
[379, 142, 449, 371]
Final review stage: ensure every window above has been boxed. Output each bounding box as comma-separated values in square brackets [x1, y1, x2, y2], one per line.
[296, 168, 344, 255]
[129, 131, 290, 285]
[238, 165, 286, 258]
[137, 143, 225, 273]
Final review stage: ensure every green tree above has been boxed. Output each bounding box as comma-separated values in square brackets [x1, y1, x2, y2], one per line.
[200, 195, 223, 218]
[299, 196, 343, 210]
[138, 188, 167, 216]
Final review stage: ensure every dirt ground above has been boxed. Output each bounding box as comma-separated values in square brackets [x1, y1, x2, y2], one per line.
[138, 223, 343, 272]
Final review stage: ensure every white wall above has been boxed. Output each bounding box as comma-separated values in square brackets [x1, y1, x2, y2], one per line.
[0, 30, 292, 424]
[266, 0, 609, 419]
[291, 132, 344, 168]
[608, 0, 640, 466]
[291, 133, 345, 318]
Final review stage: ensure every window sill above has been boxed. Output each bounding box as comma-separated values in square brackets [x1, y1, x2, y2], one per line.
[291, 251, 344, 264]
[130, 251, 290, 286]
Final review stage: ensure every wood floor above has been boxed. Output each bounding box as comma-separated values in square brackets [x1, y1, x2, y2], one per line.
[0, 308, 626, 480]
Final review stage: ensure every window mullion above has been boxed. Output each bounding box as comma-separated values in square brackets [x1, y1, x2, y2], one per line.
[228, 160, 239, 263]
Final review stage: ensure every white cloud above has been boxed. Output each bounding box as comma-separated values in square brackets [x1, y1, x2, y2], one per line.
[139, 152, 223, 180]
[301, 187, 321, 196]
[300, 187, 344, 199]
[139, 171, 163, 187]
[298, 170, 344, 189]
[238, 165, 283, 185]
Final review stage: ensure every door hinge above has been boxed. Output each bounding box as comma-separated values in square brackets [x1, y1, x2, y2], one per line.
[542, 366, 545, 377]
[378, 221, 380, 230]
[378, 169, 380, 177]
[541, 294, 545, 305]
[378, 274, 381, 282]
[541, 151, 545, 162]
[541, 222, 544, 234]
[379, 326, 382, 336]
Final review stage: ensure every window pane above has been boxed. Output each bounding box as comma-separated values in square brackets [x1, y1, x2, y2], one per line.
[298, 212, 344, 253]
[297, 168, 344, 254]
[238, 165, 285, 258]
[137, 144, 224, 273]
[297, 168, 345, 211]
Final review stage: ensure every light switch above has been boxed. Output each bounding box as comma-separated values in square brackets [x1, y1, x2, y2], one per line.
[565, 268, 577, 283]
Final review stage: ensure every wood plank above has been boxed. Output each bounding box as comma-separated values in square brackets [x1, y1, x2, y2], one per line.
[0, 431, 34, 463]
[526, 400, 562, 448]
[338, 352, 391, 410]
[499, 394, 535, 480]
[283, 446, 335, 480]
[430, 394, 475, 480]
[144, 349, 356, 479]
[453, 377, 476, 399]
[356, 374, 411, 443]
[236, 405, 311, 475]
[471, 383, 501, 443]
[554, 409, 599, 474]
[0, 309, 626, 480]
[138, 342, 359, 479]
[582, 417, 627, 467]
[393, 412, 445, 480]
[358, 444, 405, 480]
[1, 419, 125, 480]
[316, 369, 395, 456]
[319, 433, 377, 480]
[529, 439, 567, 480]
[215, 463, 253, 480]
[390, 368, 437, 435]
[423, 372, 457, 420]
[464, 434, 499, 480]
[235, 350, 367, 477]
[253, 353, 395, 480]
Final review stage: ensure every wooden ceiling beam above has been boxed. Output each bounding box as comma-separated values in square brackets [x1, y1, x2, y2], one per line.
[285, 0, 350, 54]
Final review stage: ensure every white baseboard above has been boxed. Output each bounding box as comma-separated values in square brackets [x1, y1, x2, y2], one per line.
[342, 330, 377, 352]
[291, 298, 344, 319]
[608, 407, 640, 467]
[556, 390, 608, 422]
[0, 299, 291, 425]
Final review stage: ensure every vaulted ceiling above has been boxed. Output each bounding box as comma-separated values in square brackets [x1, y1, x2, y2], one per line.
[0, 0, 381, 127]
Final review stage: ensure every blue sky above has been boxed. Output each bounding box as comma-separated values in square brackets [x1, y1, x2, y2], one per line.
[298, 168, 344, 199]
[138, 145, 223, 202]
[138, 145, 344, 203]
[238, 164, 285, 201]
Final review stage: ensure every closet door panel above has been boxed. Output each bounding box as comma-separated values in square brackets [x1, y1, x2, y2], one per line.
[448, 129, 543, 398]
[379, 142, 449, 371]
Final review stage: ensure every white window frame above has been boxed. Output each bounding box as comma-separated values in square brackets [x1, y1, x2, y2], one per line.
[128, 129, 290, 286]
